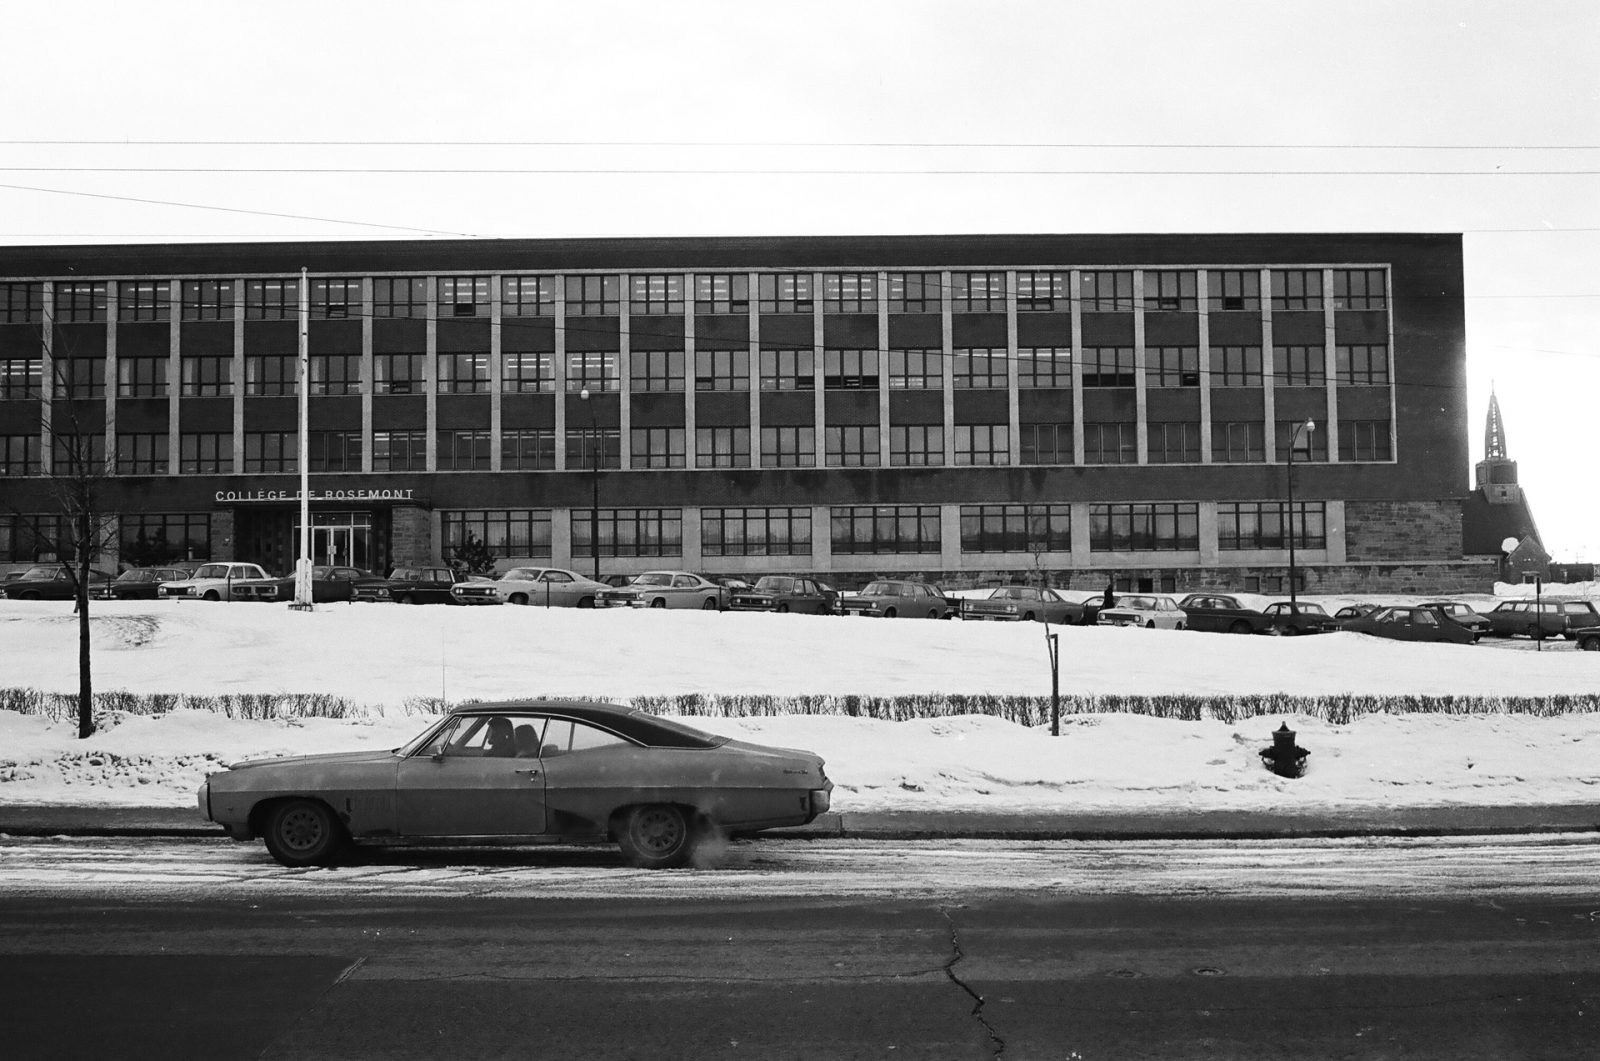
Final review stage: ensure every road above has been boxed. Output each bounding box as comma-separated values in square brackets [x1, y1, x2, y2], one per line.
[3, 835, 1598, 1060]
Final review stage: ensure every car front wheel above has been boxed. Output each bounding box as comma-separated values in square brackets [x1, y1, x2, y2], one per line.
[1229, 620, 1252, 635]
[262, 798, 346, 868]
[616, 804, 697, 869]
[702, 597, 719, 610]
[1579, 634, 1600, 652]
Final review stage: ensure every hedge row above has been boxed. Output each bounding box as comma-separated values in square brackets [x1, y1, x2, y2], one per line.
[4, 687, 1599, 726]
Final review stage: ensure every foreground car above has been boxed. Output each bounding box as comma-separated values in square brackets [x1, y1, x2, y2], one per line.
[1262, 601, 1341, 635]
[961, 586, 1085, 624]
[158, 562, 270, 601]
[478, 567, 612, 607]
[1342, 605, 1478, 645]
[1416, 601, 1490, 640]
[1177, 593, 1273, 634]
[198, 699, 833, 870]
[384, 565, 472, 604]
[839, 580, 958, 619]
[2, 565, 116, 600]
[596, 571, 730, 610]
[1096, 594, 1186, 629]
[728, 575, 838, 615]
[1484, 599, 1600, 640]
[95, 566, 191, 601]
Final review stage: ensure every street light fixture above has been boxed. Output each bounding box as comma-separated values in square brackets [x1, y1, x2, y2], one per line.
[579, 386, 601, 581]
[1285, 418, 1316, 607]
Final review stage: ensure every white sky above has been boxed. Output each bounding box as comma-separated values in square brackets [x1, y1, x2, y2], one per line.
[3, 1, 1597, 556]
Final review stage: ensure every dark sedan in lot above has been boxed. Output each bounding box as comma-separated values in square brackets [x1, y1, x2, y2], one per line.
[728, 575, 838, 615]
[198, 699, 833, 870]
[1178, 593, 1274, 634]
[383, 565, 473, 604]
[839, 580, 958, 619]
[2, 564, 116, 600]
[962, 586, 1085, 624]
[230, 566, 387, 603]
[1262, 601, 1342, 635]
[1416, 601, 1491, 639]
[1484, 599, 1600, 640]
[94, 566, 192, 601]
[1342, 605, 1478, 645]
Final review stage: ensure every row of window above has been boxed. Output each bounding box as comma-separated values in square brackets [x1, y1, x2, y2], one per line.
[0, 269, 1389, 324]
[0, 418, 1392, 477]
[0, 344, 1392, 399]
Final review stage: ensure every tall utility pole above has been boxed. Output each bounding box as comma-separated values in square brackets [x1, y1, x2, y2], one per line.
[1285, 418, 1315, 608]
[292, 268, 312, 610]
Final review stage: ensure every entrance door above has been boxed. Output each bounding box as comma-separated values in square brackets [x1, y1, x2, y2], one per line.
[313, 526, 354, 567]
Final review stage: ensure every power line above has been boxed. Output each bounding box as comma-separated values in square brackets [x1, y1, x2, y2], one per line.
[1, 166, 1597, 176]
[4, 139, 1599, 150]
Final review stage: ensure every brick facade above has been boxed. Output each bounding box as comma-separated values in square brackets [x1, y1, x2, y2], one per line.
[1343, 499, 1464, 562]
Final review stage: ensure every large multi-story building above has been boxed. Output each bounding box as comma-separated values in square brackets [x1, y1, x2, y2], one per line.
[0, 233, 1489, 592]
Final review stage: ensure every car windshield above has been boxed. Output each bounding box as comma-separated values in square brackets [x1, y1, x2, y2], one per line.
[632, 573, 672, 587]
[118, 570, 161, 582]
[193, 565, 229, 578]
[504, 568, 543, 580]
[312, 567, 337, 578]
[755, 576, 794, 593]
[1120, 596, 1158, 609]
[18, 566, 62, 580]
[1299, 604, 1330, 616]
[861, 582, 898, 595]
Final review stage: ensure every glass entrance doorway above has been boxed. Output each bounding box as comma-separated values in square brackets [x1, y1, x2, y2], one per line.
[297, 512, 373, 569]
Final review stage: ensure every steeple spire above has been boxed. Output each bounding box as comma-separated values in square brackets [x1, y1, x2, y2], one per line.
[1484, 388, 1508, 460]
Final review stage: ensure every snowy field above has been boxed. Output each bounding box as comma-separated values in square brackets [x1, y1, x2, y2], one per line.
[1, 587, 1597, 815]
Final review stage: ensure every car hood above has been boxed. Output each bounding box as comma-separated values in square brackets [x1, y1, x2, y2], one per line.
[227, 748, 398, 771]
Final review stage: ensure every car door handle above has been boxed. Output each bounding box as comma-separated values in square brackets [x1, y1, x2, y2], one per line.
[514, 768, 540, 778]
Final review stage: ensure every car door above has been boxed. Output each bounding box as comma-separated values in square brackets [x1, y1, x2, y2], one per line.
[1187, 596, 1220, 632]
[394, 714, 547, 836]
[795, 579, 826, 614]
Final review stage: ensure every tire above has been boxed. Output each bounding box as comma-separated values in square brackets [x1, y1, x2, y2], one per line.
[615, 804, 697, 869]
[1176, 621, 1185, 630]
[509, 593, 528, 605]
[776, 603, 790, 613]
[927, 609, 940, 619]
[702, 597, 719, 610]
[1022, 612, 1036, 622]
[1145, 620, 1155, 629]
[1228, 620, 1252, 635]
[261, 798, 345, 868]
[884, 607, 897, 618]
[650, 598, 666, 609]
[19, 591, 41, 601]
[203, 591, 220, 602]
[1527, 624, 1544, 640]
[395, 594, 413, 605]
[577, 596, 594, 608]
[1579, 634, 1600, 652]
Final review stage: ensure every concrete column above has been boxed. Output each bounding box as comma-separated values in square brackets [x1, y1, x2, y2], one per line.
[1197, 269, 1213, 462]
[360, 278, 373, 472]
[167, 280, 180, 475]
[1005, 270, 1020, 465]
[1069, 271, 1085, 465]
[489, 274, 503, 472]
[1323, 266, 1339, 463]
[1133, 269, 1148, 465]
[424, 277, 437, 471]
[940, 270, 954, 466]
[1261, 267, 1277, 463]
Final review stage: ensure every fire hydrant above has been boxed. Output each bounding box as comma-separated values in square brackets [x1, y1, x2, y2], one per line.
[1260, 722, 1309, 778]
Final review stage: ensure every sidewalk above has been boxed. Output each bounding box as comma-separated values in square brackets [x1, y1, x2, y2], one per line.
[2, 804, 1596, 840]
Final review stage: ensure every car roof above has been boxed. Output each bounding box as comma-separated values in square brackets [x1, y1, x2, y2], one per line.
[448, 699, 723, 749]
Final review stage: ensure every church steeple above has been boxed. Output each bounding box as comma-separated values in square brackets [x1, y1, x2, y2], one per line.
[1484, 389, 1508, 460]
[1474, 388, 1519, 499]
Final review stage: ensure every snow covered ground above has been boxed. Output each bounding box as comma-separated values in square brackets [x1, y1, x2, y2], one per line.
[1, 587, 1597, 815]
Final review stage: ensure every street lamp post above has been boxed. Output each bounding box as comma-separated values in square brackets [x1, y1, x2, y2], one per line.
[1285, 418, 1316, 607]
[579, 387, 600, 581]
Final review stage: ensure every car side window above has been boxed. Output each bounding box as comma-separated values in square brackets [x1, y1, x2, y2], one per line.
[1415, 610, 1438, 625]
[538, 719, 631, 757]
[673, 575, 696, 588]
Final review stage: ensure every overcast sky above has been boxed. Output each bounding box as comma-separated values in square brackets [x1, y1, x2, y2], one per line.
[4, 1, 1596, 558]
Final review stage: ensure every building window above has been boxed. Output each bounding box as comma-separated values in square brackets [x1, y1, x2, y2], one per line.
[566, 428, 621, 470]
[630, 427, 686, 469]
[501, 351, 554, 393]
[181, 280, 235, 321]
[694, 349, 749, 391]
[761, 425, 816, 467]
[120, 513, 210, 565]
[438, 277, 490, 317]
[826, 424, 880, 467]
[1020, 422, 1073, 465]
[1210, 345, 1263, 387]
[571, 507, 682, 559]
[245, 355, 295, 396]
[887, 272, 941, 313]
[371, 430, 427, 471]
[1145, 346, 1200, 388]
[245, 279, 298, 320]
[56, 282, 108, 322]
[442, 509, 553, 559]
[1080, 271, 1134, 312]
[1333, 269, 1387, 310]
[1213, 421, 1265, 462]
[759, 348, 815, 390]
[757, 273, 814, 314]
[243, 431, 297, 473]
[373, 277, 428, 318]
[960, 504, 1070, 553]
[566, 351, 620, 392]
[1144, 270, 1197, 312]
[1016, 271, 1070, 312]
[310, 354, 361, 395]
[695, 426, 751, 469]
[564, 275, 621, 317]
[501, 276, 559, 317]
[52, 433, 106, 472]
[311, 278, 362, 319]
[1, 282, 44, 324]
[439, 429, 492, 470]
[118, 280, 171, 323]
[1081, 346, 1135, 387]
[830, 505, 941, 555]
[2, 357, 44, 399]
[952, 348, 1007, 389]
[823, 348, 879, 390]
[702, 507, 811, 556]
[309, 431, 362, 472]
[1274, 345, 1325, 386]
[1084, 422, 1138, 464]
[629, 274, 685, 316]
[1335, 344, 1389, 386]
[629, 350, 685, 393]
[1018, 347, 1072, 388]
[954, 423, 1009, 465]
[950, 271, 1006, 313]
[890, 424, 944, 466]
[1208, 270, 1261, 312]
[887, 349, 941, 389]
[0, 434, 41, 476]
[502, 430, 555, 470]
[823, 273, 878, 313]
[438, 352, 491, 394]
[117, 356, 169, 397]
[694, 273, 750, 315]
[180, 433, 232, 474]
[54, 358, 102, 399]
[1090, 503, 1199, 551]
[1340, 420, 1393, 461]
[1271, 269, 1324, 311]
[1147, 421, 1201, 463]
[179, 355, 232, 397]
[1277, 420, 1328, 461]
[1218, 501, 1325, 550]
[374, 353, 424, 395]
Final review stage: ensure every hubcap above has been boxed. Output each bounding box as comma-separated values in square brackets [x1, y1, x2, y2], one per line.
[633, 808, 684, 854]
[279, 808, 325, 852]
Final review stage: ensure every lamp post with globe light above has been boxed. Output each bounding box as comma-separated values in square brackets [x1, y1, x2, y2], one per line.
[1286, 419, 1315, 608]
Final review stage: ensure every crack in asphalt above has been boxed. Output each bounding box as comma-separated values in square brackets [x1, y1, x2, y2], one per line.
[942, 905, 1005, 1058]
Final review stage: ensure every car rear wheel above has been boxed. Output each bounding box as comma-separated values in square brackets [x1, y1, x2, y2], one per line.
[1229, 620, 1252, 635]
[883, 607, 897, 618]
[1526, 624, 1544, 640]
[1144, 620, 1155, 629]
[702, 598, 719, 610]
[262, 798, 346, 868]
[776, 603, 790, 613]
[1579, 634, 1600, 652]
[577, 596, 594, 608]
[508, 593, 528, 605]
[650, 598, 666, 609]
[616, 804, 697, 869]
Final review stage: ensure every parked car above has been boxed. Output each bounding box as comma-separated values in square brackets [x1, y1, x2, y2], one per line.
[230, 566, 387, 604]
[1177, 593, 1274, 634]
[158, 563, 271, 601]
[472, 567, 610, 608]
[384, 565, 473, 605]
[1341, 605, 1478, 645]
[728, 575, 838, 615]
[95, 566, 193, 601]
[1262, 601, 1341, 635]
[198, 699, 833, 869]
[1416, 601, 1490, 640]
[2, 564, 116, 600]
[595, 571, 731, 610]
[1484, 599, 1600, 640]
[601, 574, 635, 588]
[1576, 628, 1600, 652]
[839, 580, 958, 619]
[1096, 594, 1187, 629]
[1333, 603, 1382, 627]
[961, 586, 1085, 624]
